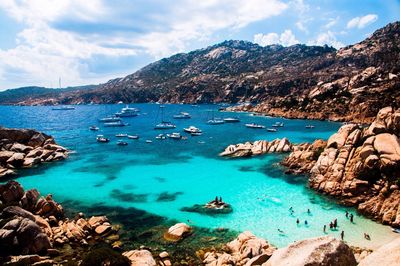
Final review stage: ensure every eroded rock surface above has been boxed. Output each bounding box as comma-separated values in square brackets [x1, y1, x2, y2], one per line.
[220, 138, 292, 158]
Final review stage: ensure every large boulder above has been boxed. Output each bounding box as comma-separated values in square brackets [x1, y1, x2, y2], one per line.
[265, 236, 356, 266]
[358, 237, 400, 266]
[164, 223, 192, 242]
[123, 249, 156, 266]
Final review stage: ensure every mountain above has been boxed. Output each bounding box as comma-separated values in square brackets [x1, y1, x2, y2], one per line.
[2, 22, 399, 122]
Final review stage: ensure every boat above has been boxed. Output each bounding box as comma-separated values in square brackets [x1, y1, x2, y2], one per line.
[128, 135, 139, 139]
[89, 126, 99, 131]
[154, 106, 176, 129]
[115, 105, 139, 117]
[98, 116, 121, 123]
[184, 126, 202, 134]
[272, 122, 284, 127]
[207, 110, 225, 125]
[173, 112, 191, 119]
[191, 132, 203, 136]
[267, 128, 277, 132]
[245, 123, 265, 129]
[96, 135, 109, 143]
[223, 117, 240, 123]
[117, 140, 128, 146]
[146, 140, 153, 143]
[52, 106, 75, 110]
[167, 132, 182, 139]
[104, 121, 128, 127]
[116, 134, 128, 138]
[156, 134, 167, 139]
[305, 125, 315, 129]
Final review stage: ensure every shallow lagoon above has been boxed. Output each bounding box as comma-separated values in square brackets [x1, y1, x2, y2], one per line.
[0, 104, 396, 248]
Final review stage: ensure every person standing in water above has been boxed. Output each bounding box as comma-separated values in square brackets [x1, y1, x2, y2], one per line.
[345, 211, 349, 218]
[341, 230, 344, 240]
[350, 213, 354, 223]
[296, 218, 300, 225]
[323, 225, 326, 233]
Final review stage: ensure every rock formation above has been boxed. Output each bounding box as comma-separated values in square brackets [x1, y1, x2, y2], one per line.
[264, 236, 357, 266]
[220, 138, 292, 158]
[163, 223, 192, 242]
[203, 231, 276, 266]
[358, 237, 400, 266]
[0, 127, 68, 178]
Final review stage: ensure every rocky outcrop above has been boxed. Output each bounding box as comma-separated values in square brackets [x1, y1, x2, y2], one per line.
[163, 223, 192, 242]
[123, 249, 156, 266]
[265, 236, 356, 266]
[358, 237, 400, 266]
[0, 127, 68, 178]
[309, 107, 400, 226]
[220, 138, 292, 158]
[203, 231, 276, 266]
[281, 139, 327, 175]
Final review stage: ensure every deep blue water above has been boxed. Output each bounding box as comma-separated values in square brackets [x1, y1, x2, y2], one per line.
[0, 104, 395, 248]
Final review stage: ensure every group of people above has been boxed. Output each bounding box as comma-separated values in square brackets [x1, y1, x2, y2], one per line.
[345, 211, 354, 223]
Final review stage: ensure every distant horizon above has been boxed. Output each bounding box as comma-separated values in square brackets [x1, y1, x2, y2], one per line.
[0, 0, 399, 91]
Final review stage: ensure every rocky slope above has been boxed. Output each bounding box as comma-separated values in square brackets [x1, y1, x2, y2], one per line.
[7, 22, 400, 123]
[283, 107, 400, 227]
[0, 127, 68, 178]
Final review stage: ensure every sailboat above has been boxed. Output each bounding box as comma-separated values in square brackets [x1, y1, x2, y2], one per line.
[154, 106, 176, 129]
[207, 110, 224, 125]
[52, 77, 75, 110]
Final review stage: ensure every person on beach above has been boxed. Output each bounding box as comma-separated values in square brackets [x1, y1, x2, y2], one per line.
[341, 230, 344, 240]
[350, 213, 354, 223]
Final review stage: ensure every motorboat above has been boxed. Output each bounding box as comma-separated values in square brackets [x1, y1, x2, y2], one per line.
[98, 116, 121, 123]
[96, 135, 109, 143]
[272, 122, 284, 127]
[184, 126, 202, 134]
[146, 140, 153, 143]
[52, 106, 75, 110]
[89, 126, 99, 131]
[245, 123, 265, 129]
[173, 112, 191, 119]
[305, 125, 315, 129]
[207, 110, 224, 125]
[154, 106, 176, 129]
[223, 117, 240, 123]
[117, 140, 128, 146]
[267, 128, 277, 132]
[128, 135, 139, 139]
[104, 121, 128, 127]
[191, 132, 203, 136]
[167, 132, 182, 139]
[115, 105, 139, 117]
[116, 134, 128, 138]
[156, 134, 167, 139]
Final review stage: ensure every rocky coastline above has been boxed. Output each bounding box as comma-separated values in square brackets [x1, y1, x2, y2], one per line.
[220, 138, 292, 158]
[0, 127, 68, 179]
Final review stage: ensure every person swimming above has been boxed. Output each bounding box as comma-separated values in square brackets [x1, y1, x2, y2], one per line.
[278, 228, 284, 233]
[305, 220, 308, 225]
[296, 218, 300, 225]
[307, 209, 311, 214]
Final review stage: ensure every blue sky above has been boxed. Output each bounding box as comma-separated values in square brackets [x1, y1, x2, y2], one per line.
[0, 0, 399, 91]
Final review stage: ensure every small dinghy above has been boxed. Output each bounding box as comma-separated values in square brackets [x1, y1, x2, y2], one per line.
[128, 135, 139, 139]
[267, 128, 277, 132]
[156, 134, 167, 139]
[96, 135, 109, 143]
[117, 140, 128, 146]
[89, 126, 99, 131]
[146, 140, 153, 143]
[305, 125, 315, 129]
[245, 123, 265, 129]
[167, 132, 182, 139]
[116, 133, 128, 138]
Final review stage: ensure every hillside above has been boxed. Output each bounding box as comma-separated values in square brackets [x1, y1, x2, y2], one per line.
[2, 22, 399, 122]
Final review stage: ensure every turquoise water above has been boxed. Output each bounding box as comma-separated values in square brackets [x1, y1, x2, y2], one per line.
[0, 104, 395, 248]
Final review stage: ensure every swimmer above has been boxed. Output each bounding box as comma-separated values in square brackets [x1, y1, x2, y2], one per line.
[296, 218, 300, 225]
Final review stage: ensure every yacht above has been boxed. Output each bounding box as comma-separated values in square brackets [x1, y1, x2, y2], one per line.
[223, 117, 240, 123]
[117, 140, 128, 146]
[96, 135, 109, 143]
[116, 134, 128, 138]
[98, 116, 121, 123]
[183, 126, 202, 134]
[104, 121, 128, 127]
[156, 134, 167, 139]
[173, 112, 191, 119]
[267, 128, 277, 132]
[245, 123, 265, 129]
[154, 106, 176, 129]
[89, 126, 99, 131]
[115, 105, 139, 117]
[305, 125, 315, 129]
[52, 106, 75, 110]
[207, 110, 224, 125]
[128, 135, 139, 139]
[272, 122, 284, 127]
[167, 132, 182, 139]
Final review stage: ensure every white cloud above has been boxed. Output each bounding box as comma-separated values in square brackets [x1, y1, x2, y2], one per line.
[308, 31, 344, 49]
[254, 30, 299, 46]
[291, 0, 311, 33]
[347, 14, 378, 29]
[325, 17, 339, 29]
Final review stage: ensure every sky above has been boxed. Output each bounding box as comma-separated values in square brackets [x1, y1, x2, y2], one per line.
[0, 0, 399, 91]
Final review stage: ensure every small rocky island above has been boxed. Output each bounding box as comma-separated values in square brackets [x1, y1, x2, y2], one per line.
[181, 197, 233, 216]
[0, 127, 68, 178]
[220, 138, 292, 158]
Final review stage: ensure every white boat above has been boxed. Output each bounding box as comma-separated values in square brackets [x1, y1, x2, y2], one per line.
[115, 105, 139, 117]
[98, 116, 121, 123]
[117, 140, 128, 146]
[156, 134, 167, 139]
[173, 112, 191, 119]
[146, 140, 153, 143]
[272, 122, 284, 127]
[245, 123, 265, 129]
[52, 106, 75, 110]
[191, 132, 203, 136]
[184, 126, 202, 134]
[116, 134, 128, 138]
[104, 121, 128, 127]
[128, 135, 139, 139]
[267, 128, 277, 132]
[96, 135, 109, 143]
[167, 133, 182, 139]
[224, 117, 240, 123]
[305, 125, 315, 129]
[154, 106, 176, 129]
[207, 110, 224, 125]
[89, 126, 99, 131]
